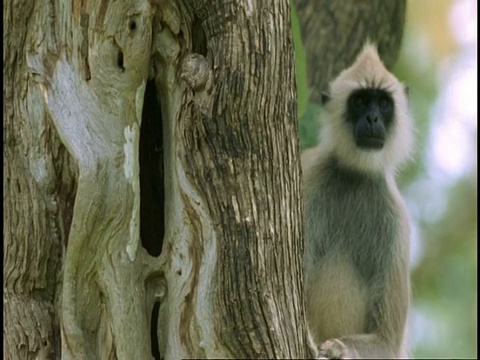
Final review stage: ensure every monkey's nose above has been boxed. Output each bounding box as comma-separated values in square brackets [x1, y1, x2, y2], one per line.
[366, 114, 378, 123]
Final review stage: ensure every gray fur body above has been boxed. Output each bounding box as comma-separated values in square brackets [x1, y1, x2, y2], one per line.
[303, 152, 410, 359]
[305, 157, 398, 283]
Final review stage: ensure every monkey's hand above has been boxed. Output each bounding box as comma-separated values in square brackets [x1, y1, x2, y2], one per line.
[317, 339, 357, 359]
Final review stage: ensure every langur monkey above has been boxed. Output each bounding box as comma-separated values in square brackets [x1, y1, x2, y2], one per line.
[303, 44, 413, 359]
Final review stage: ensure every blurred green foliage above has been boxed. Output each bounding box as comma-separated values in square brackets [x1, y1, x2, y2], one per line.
[396, 27, 477, 359]
[291, 6, 321, 151]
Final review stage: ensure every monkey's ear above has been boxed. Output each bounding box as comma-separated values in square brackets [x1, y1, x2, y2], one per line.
[404, 85, 410, 97]
[321, 92, 331, 105]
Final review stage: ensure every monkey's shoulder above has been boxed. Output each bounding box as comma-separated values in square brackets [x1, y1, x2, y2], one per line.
[304, 156, 394, 200]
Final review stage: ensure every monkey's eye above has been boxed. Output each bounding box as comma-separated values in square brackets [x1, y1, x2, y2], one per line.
[379, 97, 392, 110]
[353, 95, 365, 108]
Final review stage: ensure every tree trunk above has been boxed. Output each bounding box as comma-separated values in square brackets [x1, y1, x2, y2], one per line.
[292, 0, 406, 104]
[4, 0, 306, 359]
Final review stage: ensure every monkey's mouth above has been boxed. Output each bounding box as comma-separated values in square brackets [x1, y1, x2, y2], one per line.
[355, 137, 384, 150]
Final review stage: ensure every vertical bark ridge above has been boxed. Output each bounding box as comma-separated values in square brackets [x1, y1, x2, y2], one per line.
[4, 0, 77, 358]
[180, 0, 306, 358]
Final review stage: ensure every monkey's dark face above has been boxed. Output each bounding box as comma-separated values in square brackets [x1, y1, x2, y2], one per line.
[346, 89, 394, 150]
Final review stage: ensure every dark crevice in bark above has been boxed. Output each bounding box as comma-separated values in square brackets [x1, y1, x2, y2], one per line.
[192, 15, 207, 56]
[139, 79, 164, 257]
[129, 20, 136, 31]
[117, 51, 125, 71]
[150, 301, 161, 360]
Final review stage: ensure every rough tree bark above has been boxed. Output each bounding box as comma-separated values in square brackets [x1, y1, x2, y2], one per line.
[4, 0, 77, 357]
[4, 0, 306, 359]
[292, 0, 406, 104]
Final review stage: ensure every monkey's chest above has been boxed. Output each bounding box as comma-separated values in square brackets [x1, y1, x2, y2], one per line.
[310, 172, 400, 283]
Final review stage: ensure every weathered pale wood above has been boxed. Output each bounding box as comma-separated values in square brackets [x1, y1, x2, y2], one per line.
[292, 0, 406, 104]
[31, 0, 154, 357]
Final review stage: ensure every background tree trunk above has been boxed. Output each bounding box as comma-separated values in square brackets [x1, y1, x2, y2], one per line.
[4, 0, 306, 359]
[292, 0, 406, 104]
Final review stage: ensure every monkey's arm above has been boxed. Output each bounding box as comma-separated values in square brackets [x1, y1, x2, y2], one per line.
[319, 238, 410, 359]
